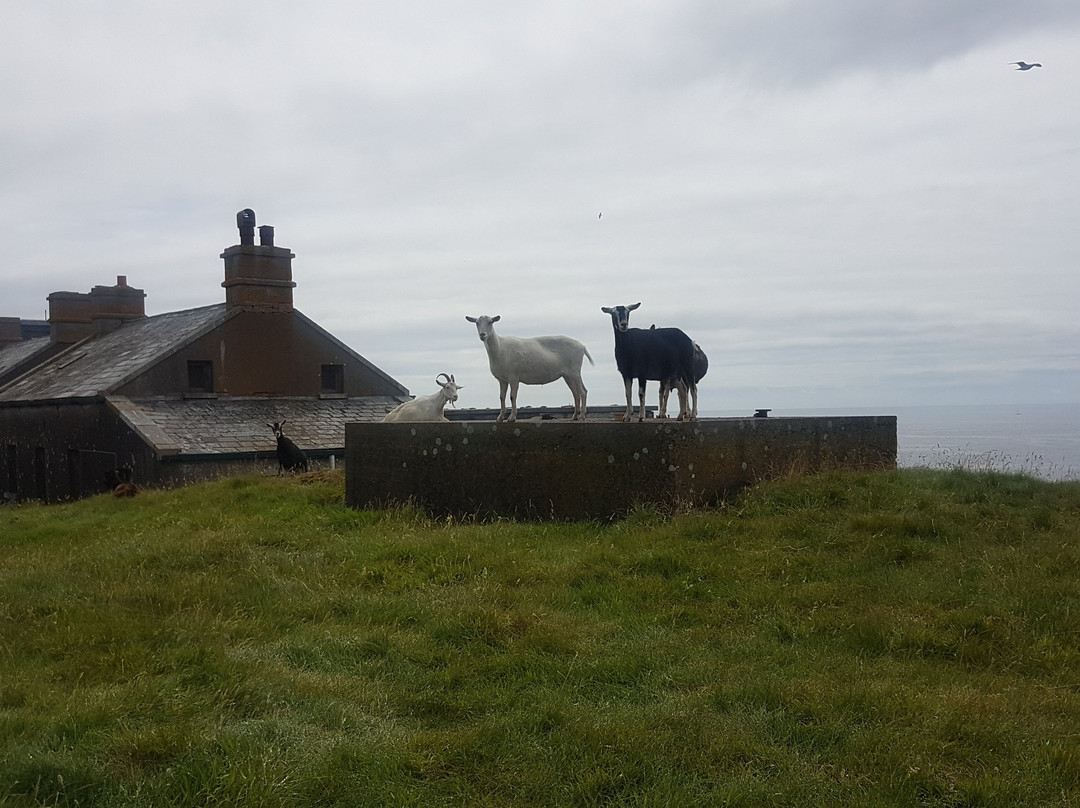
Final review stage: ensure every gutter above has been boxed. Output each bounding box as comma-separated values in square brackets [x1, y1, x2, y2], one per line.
[158, 448, 344, 464]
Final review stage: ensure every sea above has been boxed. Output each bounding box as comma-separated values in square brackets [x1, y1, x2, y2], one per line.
[701, 403, 1080, 482]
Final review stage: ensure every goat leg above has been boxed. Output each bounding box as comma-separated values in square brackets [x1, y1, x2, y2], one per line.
[497, 380, 509, 423]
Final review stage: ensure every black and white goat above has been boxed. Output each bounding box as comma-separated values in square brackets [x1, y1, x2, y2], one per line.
[602, 303, 696, 422]
[268, 420, 309, 473]
[382, 373, 463, 422]
[465, 314, 593, 422]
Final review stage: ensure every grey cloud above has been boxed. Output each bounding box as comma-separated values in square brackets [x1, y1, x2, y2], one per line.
[2, 2, 1079, 410]
[659, 1, 1080, 87]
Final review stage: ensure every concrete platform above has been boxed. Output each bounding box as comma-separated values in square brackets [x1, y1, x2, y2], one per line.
[345, 415, 897, 521]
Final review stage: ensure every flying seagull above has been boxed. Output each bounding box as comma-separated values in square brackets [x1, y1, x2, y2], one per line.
[1011, 61, 1042, 70]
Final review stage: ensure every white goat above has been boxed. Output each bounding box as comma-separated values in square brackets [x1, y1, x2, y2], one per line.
[382, 373, 463, 422]
[465, 314, 593, 422]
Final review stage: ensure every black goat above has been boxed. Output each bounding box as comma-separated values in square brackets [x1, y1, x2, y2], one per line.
[602, 303, 696, 422]
[658, 340, 708, 420]
[105, 465, 139, 497]
[268, 420, 309, 473]
[650, 326, 709, 420]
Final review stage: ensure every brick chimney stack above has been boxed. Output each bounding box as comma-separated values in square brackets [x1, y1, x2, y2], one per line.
[47, 275, 147, 343]
[0, 317, 22, 344]
[220, 209, 296, 312]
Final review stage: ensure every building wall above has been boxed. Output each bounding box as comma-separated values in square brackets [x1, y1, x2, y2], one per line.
[346, 416, 898, 520]
[0, 399, 343, 502]
[0, 400, 155, 502]
[117, 310, 404, 399]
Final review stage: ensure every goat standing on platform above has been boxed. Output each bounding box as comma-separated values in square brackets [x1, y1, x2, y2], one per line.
[602, 303, 696, 422]
[268, 420, 309, 473]
[658, 341, 708, 420]
[465, 314, 593, 422]
[383, 373, 463, 422]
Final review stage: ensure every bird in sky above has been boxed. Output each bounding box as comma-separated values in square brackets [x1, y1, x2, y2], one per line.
[1011, 61, 1043, 70]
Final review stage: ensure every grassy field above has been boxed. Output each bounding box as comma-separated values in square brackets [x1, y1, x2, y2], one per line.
[1, 468, 1079, 806]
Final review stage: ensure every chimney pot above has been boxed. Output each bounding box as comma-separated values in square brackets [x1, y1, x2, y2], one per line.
[259, 225, 275, 247]
[117, 275, 127, 287]
[0, 317, 22, 345]
[237, 208, 256, 246]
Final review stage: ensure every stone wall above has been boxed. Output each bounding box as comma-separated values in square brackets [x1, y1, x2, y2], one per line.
[345, 416, 897, 520]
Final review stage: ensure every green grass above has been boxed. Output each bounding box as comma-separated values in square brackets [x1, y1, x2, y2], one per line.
[2, 468, 1079, 806]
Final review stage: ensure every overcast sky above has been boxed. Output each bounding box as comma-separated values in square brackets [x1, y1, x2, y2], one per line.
[3, 2, 1078, 412]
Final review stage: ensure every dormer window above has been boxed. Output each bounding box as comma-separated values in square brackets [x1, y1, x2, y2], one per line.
[187, 360, 214, 393]
[321, 364, 344, 395]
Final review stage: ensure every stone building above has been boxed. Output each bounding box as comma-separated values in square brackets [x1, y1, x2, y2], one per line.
[0, 210, 409, 502]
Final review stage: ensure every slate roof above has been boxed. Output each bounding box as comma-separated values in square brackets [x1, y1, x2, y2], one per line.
[0, 336, 53, 381]
[0, 305, 228, 402]
[108, 395, 408, 456]
[1, 301, 412, 459]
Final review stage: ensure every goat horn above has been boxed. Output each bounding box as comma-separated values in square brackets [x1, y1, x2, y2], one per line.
[436, 372, 451, 385]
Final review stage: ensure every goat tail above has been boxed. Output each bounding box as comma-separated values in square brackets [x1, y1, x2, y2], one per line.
[583, 347, 595, 366]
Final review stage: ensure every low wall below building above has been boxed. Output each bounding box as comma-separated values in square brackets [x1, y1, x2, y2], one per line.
[345, 416, 897, 521]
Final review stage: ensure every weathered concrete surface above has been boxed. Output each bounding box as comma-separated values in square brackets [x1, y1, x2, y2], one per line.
[346, 416, 897, 520]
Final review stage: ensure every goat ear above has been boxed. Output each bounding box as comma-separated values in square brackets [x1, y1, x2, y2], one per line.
[491, 315, 500, 323]
[601, 307, 612, 314]
[465, 316, 476, 322]
[629, 302, 641, 311]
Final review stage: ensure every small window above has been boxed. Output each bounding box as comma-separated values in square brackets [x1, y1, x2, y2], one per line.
[187, 360, 214, 393]
[321, 364, 344, 394]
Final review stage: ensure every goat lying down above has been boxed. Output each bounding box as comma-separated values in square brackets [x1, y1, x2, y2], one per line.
[105, 466, 139, 497]
[602, 302, 697, 422]
[382, 373, 463, 422]
[466, 314, 593, 422]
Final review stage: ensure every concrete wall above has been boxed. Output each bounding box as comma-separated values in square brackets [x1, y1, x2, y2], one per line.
[345, 416, 897, 520]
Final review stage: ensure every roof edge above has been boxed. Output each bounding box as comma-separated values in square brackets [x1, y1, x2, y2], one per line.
[106, 395, 183, 455]
[101, 304, 232, 394]
[0, 394, 104, 408]
[293, 309, 410, 396]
